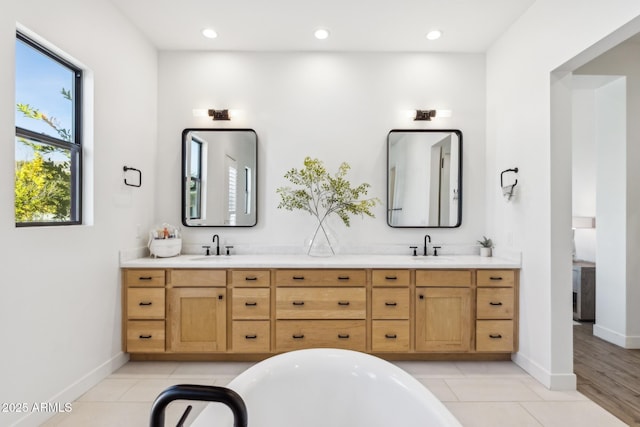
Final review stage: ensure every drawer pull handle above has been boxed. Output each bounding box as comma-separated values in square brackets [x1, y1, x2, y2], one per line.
[292, 301, 305, 306]
[139, 301, 153, 306]
[245, 334, 257, 340]
[293, 276, 305, 280]
[489, 334, 503, 339]
[489, 301, 503, 306]
[385, 276, 398, 280]
[419, 295, 425, 300]
[218, 295, 224, 300]
[385, 334, 397, 339]
[138, 276, 153, 281]
[385, 302, 397, 306]
[245, 276, 258, 281]
[489, 276, 503, 281]
[338, 301, 350, 306]
[245, 302, 258, 306]
[139, 335, 152, 339]
[338, 334, 350, 339]
[338, 276, 350, 281]
[292, 334, 305, 339]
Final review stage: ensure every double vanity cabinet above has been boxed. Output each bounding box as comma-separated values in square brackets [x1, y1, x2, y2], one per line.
[122, 256, 519, 361]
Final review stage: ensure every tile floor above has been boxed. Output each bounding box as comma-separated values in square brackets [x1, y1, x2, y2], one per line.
[42, 360, 626, 426]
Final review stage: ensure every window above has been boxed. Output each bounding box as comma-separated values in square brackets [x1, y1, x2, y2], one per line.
[15, 32, 82, 226]
[225, 155, 237, 226]
[188, 137, 203, 220]
[244, 166, 252, 215]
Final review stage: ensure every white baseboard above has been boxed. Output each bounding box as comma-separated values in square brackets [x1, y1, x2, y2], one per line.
[594, 323, 640, 348]
[627, 335, 640, 348]
[13, 352, 129, 427]
[512, 352, 577, 390]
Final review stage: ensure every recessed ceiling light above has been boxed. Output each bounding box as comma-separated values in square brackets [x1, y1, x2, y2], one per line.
[202, 28, 218, 39]
[426, 30, 442, 41]
[314, 28, 330, 40]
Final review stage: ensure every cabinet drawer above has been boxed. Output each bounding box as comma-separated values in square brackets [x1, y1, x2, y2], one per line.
[230, 270, 271, 287]
[127, 320, 165, 353]
[371, 288, 410, 319]
[371, 320, 410, 352]
[276, 320, 365, 352]
[372, 270, 410, 287]
[476, 320, 514, 352]
[232, 288, 270, 320]
[276, 269, 365, 286]
[127, 288, 165, 319]
[276, 287, 366, 319]
[232, 320, 270, 353]
[416, 270, 471, 287]
[477, 270, 515, 287]
[477, 288, 514, 319]
[169, 269, 226, 287]
[125, 269, 165, 287]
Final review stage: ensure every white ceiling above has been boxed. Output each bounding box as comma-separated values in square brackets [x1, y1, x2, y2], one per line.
[109, 0, 535, 52]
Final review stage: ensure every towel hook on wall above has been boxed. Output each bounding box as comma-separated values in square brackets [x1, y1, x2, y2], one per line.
[123, 166, 142, 187]
[500, 167, 518, 201]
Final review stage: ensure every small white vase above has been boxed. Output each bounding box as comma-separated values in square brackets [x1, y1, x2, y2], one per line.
[480, 247, 492, 257]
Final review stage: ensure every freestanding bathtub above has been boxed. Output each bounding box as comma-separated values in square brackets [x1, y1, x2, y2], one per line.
[188, 348, 462, 427]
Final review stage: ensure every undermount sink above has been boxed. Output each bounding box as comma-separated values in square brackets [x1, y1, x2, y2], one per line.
[189, 256, 227, 261]
[411, 256, 453, 262]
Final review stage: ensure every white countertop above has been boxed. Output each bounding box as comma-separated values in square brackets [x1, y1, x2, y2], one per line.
[120, 254, 520, 269]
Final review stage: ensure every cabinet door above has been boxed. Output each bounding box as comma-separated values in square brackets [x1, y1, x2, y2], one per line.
[167, 288, 226, 352]
[415, 287, 471, 352]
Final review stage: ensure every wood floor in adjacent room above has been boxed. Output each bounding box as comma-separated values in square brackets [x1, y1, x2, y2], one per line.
[574, 322, 640, 426]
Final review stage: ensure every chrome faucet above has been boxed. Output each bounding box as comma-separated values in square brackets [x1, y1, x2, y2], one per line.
[212, 234, 220, 256]
[423, 234, 431, 256]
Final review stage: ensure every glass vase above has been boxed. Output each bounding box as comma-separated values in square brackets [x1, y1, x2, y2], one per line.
[305, 218, 338, 257]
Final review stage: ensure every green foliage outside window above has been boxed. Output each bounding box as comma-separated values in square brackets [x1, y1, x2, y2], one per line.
[15, 100, 73, 223]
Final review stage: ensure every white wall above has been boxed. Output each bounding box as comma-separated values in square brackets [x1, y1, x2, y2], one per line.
[571, 80, 598, 262]
[1, 1, 157, 425]
[575, 40, 640, 347]
[593, 78, 628, 343]
[156, 52, 486, 252]
[487, 0, 640, 389]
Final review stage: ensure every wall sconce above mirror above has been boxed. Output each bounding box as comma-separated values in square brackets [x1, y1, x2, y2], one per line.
[182, 128, 257, 227]
[414, 109, 452, 121]
[208, 109, 230, 120]
[387, 129, 462, 228]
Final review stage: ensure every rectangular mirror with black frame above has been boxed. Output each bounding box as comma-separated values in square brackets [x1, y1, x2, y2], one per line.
[387, 129, 462, 228]
[182, 128, 257, 227]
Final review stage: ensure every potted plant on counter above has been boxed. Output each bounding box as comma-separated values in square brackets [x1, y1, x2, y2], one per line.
[478, 236, 493, 257]
[276, 157, 380, 256]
